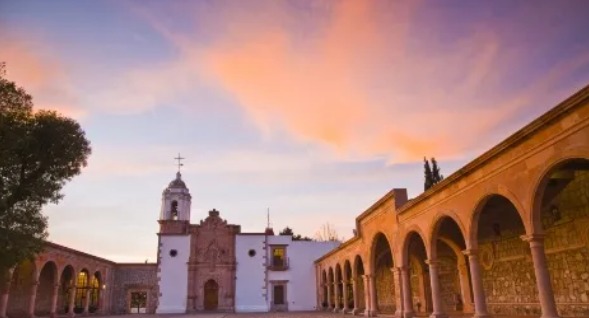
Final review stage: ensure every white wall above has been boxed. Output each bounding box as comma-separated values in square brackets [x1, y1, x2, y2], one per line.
[265, 236, 339, 311]
[235, 235, 268, 312]
[156, 235, 190, 314]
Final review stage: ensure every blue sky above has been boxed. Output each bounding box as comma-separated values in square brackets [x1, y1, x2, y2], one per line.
[1, 0, 589, 262]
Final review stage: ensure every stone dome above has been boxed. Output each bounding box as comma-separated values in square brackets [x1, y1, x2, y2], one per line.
[168, 172, 187, 189]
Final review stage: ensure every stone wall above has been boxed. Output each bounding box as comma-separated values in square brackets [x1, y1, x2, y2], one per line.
[112, 264, 157, 314]
[375, 266, 395, 313]
[438, 256, 459, 311]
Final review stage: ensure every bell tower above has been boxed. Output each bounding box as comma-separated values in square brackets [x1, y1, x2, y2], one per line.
[160, 171, 191, 222]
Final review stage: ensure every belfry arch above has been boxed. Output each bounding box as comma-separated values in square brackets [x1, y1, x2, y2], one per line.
[371, 233, 396, 314]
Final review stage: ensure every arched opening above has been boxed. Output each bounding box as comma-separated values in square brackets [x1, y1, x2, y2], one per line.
[74, 269, 89, 313]
[203, 279, 218, 310]
[534, 158, 589, 316]
[171, 200, 178, 220]
[354, 255, 366, 312]
[335, 264, 343, 310]
[344, 260, 353, 310]
[58, 266, 75, 314]
[321, 270, 328, 309]
[372, 233, 396, 314]
[404, 232, 431, 314]
[431, 216, 473, 314]
[328, 267, 335, 309]
[89, 272, 101, 313]
[7, 260, 36, 317]
[35, 261, 58, 316]
[475, 194, 535, 316]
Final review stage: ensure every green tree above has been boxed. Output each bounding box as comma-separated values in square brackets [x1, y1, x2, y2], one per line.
[0, 64, 91, 271]
[279, 226, 312, 241]
[424, 157, 434, 190]
[431, 157, 444, 184]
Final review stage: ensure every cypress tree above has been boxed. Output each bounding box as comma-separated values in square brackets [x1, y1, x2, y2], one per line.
[431, 157, 444, 184]
[424, 157, 434, 190]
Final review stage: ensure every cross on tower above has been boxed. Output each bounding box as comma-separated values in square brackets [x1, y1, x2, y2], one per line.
[174, 153, 185, 172]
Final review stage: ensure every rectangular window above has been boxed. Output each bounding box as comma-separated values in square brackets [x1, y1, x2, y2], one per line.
[272, 247, 285, 267]
[273, 285, 285, 305]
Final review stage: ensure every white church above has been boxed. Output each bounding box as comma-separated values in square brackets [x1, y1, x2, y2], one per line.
[156, 171, 339, 313]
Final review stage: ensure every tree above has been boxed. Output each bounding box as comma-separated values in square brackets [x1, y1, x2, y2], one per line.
[279, 226, 312, 241]
[0, 64, 91, 271]
[314, 223, 343, 242]
[424, 157, 444, 191]
[424, 157, 434, 191]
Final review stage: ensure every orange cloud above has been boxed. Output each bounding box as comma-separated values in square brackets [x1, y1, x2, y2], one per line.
[0, 30, 86, 119]
[134, 1, 589, 163]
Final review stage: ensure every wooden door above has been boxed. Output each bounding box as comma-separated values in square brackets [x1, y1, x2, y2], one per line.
[203, 280, 218, 310]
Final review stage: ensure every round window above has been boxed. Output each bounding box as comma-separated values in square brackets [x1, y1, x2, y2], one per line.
[248, 249, 256, 257]
[170, 249, 178, 257]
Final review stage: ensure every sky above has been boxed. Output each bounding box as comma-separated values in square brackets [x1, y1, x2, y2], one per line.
[1, 0, 589, 262]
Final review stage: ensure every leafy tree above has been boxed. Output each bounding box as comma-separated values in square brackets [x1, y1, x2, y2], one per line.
[279, 226, 312, 241]
[0, 64, 91, 271]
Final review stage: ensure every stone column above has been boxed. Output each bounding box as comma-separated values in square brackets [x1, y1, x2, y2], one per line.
[400, 266, 414, 318]
[67, 284, 76, 317]
[83, 288, 91, 314]
[50, 284, 60, 318]
[426, 260, 447, 318]
[28, 280, 39, 318]
[457, 261, 474, 313]
[343, 280, 349, 313]
[352, 277, 359, 314]
[369, 275, 377, 316]
[392, 268, 404, 318]
[327, 282, 332, 310]
[521, 235, 560, 318]
[334, 281, 340, 312]
[0, 269, 14, 318]
[362, 275, 371, 316]
[462, 249, 489, 318]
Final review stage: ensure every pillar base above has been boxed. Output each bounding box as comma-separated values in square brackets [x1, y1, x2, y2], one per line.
[403, 311, 415, 318]
[363, 309, 371, 317]
[429, 313, 448, 318]
[473, 314, 491, 318]
[352, 308, 359, 315]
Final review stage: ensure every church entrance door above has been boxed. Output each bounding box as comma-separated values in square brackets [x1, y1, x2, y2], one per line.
[203, 279, 218, 310]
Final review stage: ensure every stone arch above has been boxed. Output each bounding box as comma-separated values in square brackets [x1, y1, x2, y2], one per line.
[58, 265, 75, 315]
[89, 271, 102, 312]
[428, 211, 468, 259]
[343, 260, 353, 309]
[468, 189, 528, 249]
[400, 226, 429, 266]
[530, 152, 589, 234]
[35, 261, 58, 316]
[7, 259, 37, 317]
[402, 231, 431, 314]
[328, 267, 335, 309]
[369, 232, 396, 272]
[321, 269, 328, 308]
[353, 255, 366, 311]
[370, 232, 396, 313]
[74, 268, 90, 313]
[335, 263, 343, 309]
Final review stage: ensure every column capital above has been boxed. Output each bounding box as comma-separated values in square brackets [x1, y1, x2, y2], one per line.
[520, 234, 546, 243]
[425, 259, 440, 266]
[462, 248, 478, 256]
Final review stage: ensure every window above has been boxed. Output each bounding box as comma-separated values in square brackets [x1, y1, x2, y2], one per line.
[248, 249, 256, 257]
[169, 249, 178, 257]
[272, 247, 285, 267]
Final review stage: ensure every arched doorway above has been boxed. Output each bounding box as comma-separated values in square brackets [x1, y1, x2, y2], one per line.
[431, 216, 473, 314]
[533, 158, 589, 316]
[335, 264, 343, 310]
[35, 261, 58, 316]
[474, 194, 534, 316]
[58, 266, 74, 314]
[74, 269, 89, 313]
[404, 231, 431, 315]
[89, 272, 101, 313]
[328, 268, 335, 309]
[321, 270, 328, 309]
[7, 260, 36, 317]
[203, 279, 218, 310]
[372, 233, 395, 314]
[353, 255, 366, 312]
[344, 260, 353, 310]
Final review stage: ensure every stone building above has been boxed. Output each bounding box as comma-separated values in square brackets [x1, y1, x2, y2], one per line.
[315, 84, 589, 318]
